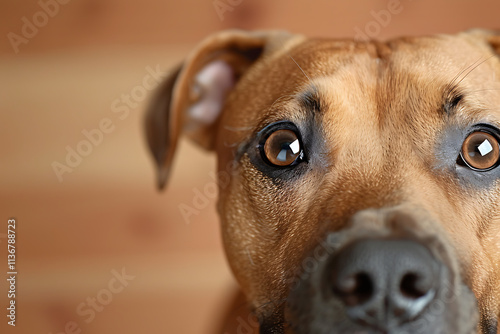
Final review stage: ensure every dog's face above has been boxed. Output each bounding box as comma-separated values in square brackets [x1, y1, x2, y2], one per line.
[146, 30, 500, 333]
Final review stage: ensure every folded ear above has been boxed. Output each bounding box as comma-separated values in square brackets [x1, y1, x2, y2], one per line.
[144, 30, 296, 190]
[485, 31, 500, 54]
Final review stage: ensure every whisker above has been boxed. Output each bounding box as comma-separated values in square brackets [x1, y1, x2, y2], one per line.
[289, 55, 312, 83]
[454, 55, 494, 87]
[448, 56, 495, 93]
[446, 56, 484, 93]
[468, 88, 500, 94]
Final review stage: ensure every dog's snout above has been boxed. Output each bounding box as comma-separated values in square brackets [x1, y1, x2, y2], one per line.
[327, 239, 440, 329]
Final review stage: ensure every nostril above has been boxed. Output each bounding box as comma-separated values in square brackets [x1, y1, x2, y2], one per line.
[400, 273, 431, 299]
[324, 238, 441, 328]
[334, 273, 374, 307]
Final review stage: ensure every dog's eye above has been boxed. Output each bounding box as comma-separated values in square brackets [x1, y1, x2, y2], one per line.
[460, 131, 500, 171]
[262, 129, 303, 167]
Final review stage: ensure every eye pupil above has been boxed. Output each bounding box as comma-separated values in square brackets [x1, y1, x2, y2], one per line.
[263, 129, 302, 166]
[461, 131, 500, 171]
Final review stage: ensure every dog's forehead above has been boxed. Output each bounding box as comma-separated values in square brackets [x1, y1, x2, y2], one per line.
[285, 35, 498, 111]
[224, 34, 498, 131]
[308, 37, 498, 146]
[218, 33, 500, 166]
[287, 34, 496, 82]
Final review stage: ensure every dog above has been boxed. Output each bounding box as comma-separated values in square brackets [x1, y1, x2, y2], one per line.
[144, 29, 500, 333]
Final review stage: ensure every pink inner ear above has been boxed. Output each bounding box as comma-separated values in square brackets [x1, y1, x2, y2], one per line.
[188, 60, 235, 126]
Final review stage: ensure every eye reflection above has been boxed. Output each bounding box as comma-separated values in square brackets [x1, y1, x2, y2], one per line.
[263, 129, 302, 166]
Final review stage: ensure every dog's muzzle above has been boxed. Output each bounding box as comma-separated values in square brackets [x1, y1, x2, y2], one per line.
[285, 208, 479, 334]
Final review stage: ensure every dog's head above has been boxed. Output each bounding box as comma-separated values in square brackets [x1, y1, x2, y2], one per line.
[145, 29, 500, 333]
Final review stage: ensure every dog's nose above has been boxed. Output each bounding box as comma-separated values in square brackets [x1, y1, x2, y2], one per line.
[327, 239, 440, 329]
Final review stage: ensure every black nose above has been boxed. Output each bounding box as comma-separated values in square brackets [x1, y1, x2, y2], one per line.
[327, 239, 440, 329]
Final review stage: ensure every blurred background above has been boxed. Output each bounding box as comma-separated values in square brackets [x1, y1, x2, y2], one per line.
[0, 0, 499, 333]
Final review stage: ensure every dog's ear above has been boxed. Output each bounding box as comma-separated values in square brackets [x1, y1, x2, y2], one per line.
[481, 29, 500, 54]
[145, 30, 296, 189]
[486, 32, 500, 55]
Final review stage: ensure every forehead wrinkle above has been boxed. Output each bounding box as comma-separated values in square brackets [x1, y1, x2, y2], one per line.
[312, 72, 385, 170]
[298, 85, 322, 114]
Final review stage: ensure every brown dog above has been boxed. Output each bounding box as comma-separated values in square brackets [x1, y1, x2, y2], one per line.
[145, 29, 500, 333]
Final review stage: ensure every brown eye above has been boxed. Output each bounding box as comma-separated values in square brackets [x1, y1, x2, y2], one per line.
[460, 131, 500, 171]
[263, 129, 303, 166]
